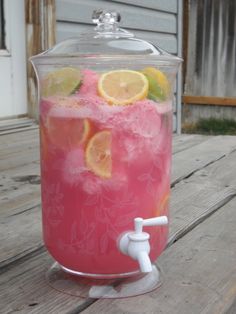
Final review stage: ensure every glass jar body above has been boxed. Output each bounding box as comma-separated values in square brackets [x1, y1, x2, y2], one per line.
[36, 59, 174, 278]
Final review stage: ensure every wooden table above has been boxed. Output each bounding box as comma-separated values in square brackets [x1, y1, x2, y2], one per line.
[1, 125, 236, 314]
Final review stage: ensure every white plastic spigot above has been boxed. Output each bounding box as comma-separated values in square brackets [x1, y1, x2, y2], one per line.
[119, 216, 168, 273]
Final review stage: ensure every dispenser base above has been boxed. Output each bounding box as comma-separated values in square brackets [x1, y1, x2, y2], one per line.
[46, 262, 163, 299]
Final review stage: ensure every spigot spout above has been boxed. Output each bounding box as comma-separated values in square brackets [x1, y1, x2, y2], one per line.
[119, 215, 168, 273]
[137, 251, 152, 273]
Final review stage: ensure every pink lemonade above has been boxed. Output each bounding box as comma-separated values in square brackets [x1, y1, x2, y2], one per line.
[40, 68, 172, 277]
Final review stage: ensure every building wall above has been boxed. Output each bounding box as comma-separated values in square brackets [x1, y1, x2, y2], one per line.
[55, 0, 182, 132]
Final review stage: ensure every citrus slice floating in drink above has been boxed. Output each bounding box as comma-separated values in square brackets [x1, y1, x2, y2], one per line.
[142, 67, 170, 101]
[41, 67, 82, 97]
[85, 130, 112, 178]
[47, 114, 91, 150]
[98, 70, 148, 105]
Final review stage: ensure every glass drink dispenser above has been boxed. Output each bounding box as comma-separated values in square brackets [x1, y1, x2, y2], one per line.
[31, 10, 182, 298]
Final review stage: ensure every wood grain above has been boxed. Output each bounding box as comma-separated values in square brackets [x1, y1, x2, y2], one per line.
[169, 149, 236, 245]
[0, 204, 42, 269]
[0, 251, 90, 314]
[183, 95, 236, 106]
[25, 0, 56, 119]
[172, 135, 236, 186]
[0, 117, 34, 132]
[172, 134, 211, 154]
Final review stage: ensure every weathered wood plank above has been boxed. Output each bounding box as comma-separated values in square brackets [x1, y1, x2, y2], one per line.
[0, 141, 39, 161]
[0, 127, 38, 145]
[56, 0, 176, 34]
[0, 204, 42, 269]
[0, 127, 38, 150]
[169, 182, 236, 245]
[226, 299, 236, 314]
[172, 134, 211, 154]
[0, 124, 38, 136]
[1, 186, 40, 215]
[1, 196, 40, 218]
[0, 128, 39, 170]
[172, 135, 236, 186]
[80, 197, 236, 314]
[0, 165, 40, 220]
[0, 138, 38, 155]
[0, 149, 39, 171]
[169, 147, 236, 244]
[0, 117, 34, 131]
[0, 251, 91, 314]
[183, 95, 236, 106]
[182, 103, 236, 125]
[25, 0, 56, 119]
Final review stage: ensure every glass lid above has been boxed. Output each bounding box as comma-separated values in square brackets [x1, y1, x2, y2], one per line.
[31, 10, 182, 65]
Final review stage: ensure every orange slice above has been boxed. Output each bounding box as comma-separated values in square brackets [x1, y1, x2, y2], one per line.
[47, 115, 90, 150]
[85, 130, 112, 178]
[98, 70, 148, 105]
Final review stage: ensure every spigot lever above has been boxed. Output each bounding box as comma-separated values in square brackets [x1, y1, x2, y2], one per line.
[134, 216, 168, 233]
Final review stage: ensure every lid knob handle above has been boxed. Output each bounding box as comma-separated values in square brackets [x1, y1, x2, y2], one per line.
[92, 9, 121, 32]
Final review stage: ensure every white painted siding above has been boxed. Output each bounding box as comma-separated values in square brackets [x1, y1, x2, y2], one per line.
[55, 0, 182, 132]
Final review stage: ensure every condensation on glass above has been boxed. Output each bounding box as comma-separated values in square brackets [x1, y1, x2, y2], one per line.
[185, 0, 236, 97]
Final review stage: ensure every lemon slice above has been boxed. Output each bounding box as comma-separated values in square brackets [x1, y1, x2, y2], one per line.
[41, 67, 82, 97]
[142, 67, 170, 101]
[85, 130, 112, 178]
[98, 70, 148, 105]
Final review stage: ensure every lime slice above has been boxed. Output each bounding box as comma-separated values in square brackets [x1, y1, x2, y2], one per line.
[41, 67, 82, 97]
[142, 67, 170, 101]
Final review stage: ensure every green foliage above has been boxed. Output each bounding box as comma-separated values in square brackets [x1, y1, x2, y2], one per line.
[182, 118, 236, 135]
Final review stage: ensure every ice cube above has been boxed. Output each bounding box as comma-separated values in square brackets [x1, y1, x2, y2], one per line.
[63, 148, 86, 185]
